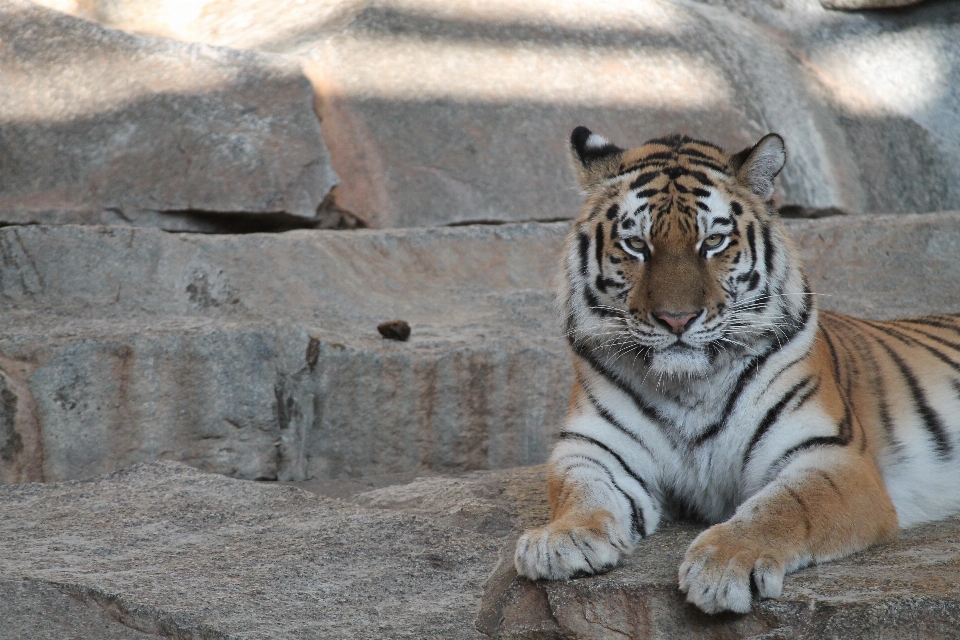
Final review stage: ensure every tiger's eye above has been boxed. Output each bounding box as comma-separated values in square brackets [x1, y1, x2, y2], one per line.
[703, 234, 725, 249]
[623, 237, 647, 254]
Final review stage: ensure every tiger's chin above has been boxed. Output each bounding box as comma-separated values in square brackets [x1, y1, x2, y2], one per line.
[647, 345, 712, 378]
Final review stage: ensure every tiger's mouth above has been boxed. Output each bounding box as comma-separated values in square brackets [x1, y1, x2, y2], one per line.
[648, 339, 712, 377]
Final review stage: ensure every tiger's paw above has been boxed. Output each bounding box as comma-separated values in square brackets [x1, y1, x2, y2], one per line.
[514, 510, 632, 581]
[678, 523, 786, 614]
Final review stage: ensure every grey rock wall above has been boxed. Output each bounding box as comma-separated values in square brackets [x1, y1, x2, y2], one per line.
[34, 0, 960, 228]
[2, 212, 960, 485]
[0, 222, 570, 484]
[0, 0, 338, 232]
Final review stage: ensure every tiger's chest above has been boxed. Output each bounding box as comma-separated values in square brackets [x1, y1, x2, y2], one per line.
[622, 355, 818, 523]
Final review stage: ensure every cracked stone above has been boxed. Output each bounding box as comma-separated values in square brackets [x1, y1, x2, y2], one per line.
[39, 0, 960, 227]
[0, 0, 338, 231]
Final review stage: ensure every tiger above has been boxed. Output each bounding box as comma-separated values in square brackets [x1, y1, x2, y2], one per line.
[514, 126, 960, 614]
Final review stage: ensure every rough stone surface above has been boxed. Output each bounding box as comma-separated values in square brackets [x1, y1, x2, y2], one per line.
[481, 515, 960, 639]
[0, 222, 571, 484]
[0, 461, 546, 639]
[3, 461, 960, 638]
[0, 0, 338, 231]
[822, 0, 926, 9]
[2, 212, 960, 485]
[38, 0, 960, 227]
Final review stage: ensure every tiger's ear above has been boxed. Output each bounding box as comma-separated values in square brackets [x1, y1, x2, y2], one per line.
[730, 133, 786, 201]
[570, 126, 624, 191]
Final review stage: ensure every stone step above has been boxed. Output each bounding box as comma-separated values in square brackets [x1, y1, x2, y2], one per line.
[0, 0, 338, 232]
[34, 0, 960, 228]
[3, 212, 960, 484]
[2, 461, 959, 638]
[0, 221, 571, 484]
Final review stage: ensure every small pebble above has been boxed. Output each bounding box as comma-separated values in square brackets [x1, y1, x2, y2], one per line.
[377, 320, 411, 341]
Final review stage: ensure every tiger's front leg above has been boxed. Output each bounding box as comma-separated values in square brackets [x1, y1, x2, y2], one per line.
[515, 455, 659, 580]
[679, 448, 898, 613]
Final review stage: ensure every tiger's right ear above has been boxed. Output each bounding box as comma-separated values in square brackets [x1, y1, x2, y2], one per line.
[570, 126, 624, 191]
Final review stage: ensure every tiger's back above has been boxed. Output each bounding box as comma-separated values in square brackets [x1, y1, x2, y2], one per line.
[821, 311, 960, 526]
[515, 126, 960, 615]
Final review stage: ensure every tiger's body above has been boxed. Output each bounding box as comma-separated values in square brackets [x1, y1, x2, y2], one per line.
[514, 128, 960, 614]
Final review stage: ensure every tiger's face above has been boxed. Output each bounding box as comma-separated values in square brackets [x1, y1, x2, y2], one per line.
[563, 128, 797, 377]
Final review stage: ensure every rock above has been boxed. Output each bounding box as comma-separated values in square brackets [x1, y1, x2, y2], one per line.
[0, 461, 548, 639]
[2, 212, 960, 484]
[0, 579, 161, 640]
[0, 222, 571, 483]
[821, 0, 926, 9]
[481, 510, 960, 638]
[0, 0, 338, 232]
[37, 0, 960, 227]
[377, 319, 412, 341]
[2, 460, 960, 638]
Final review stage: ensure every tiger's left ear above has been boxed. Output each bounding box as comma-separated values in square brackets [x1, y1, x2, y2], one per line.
[730, 133, 786, 201]
[570, 126, 624, 191]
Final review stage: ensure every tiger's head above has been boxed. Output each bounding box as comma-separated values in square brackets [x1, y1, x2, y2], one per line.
[561, 127, 811, 378]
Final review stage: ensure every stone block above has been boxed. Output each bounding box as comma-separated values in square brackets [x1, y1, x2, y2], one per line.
[0, 0, 338, 231]
[38, 0, 960, 227]
[2, 213, 960, 484]
[2, 461, 960, 637]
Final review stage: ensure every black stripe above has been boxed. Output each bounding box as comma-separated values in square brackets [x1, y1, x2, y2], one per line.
[872, 336, 952, 458]
[677, 147, 716, 162]
[559, 431, 651, 495]
[566, 329, 677, 449]
[629, 172, 659, 190]
[746, 222, 757, 271]
[761, 222, 775, 277]
[678, 168, 714, 186]
[770, 434, 849, 475]
[899, 317, 960, 335]
[731, 202, 743, 217]
[583, 287, 617, 317]
[793, 377, 821, 412]
[583, 389, 655, 460]
[864, 320, 960, 376]
[828, 316, 900, 449]
[687, 159, 727, 174]
[892, 321, 960, 360]
[711, 217, 732, 226]
[594, 224, 605, 274]
[569, 537, 599, 573]
[587, 202, 605, 221]
[636, 188, 658, 199]
[556, 448, 647, 539]
[694, 294, 812, 445]
[555, 457, 641, 543]
[578, 230, 590, 277]
[820, 325, 866, 446]
[825, 321, 868, 452]
[742, 376, 814, 472]
[605, 204, 620, 220]
[641, 151, 674, 163]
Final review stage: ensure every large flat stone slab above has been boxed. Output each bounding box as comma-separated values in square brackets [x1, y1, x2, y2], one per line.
[38, 0, 960, 227]
[0, 0, 337, 231]
[0, 461, 535, 639]
[0, 222, 571, 484]
[3, 212, 960, 484]
[2, 461, 960, 638]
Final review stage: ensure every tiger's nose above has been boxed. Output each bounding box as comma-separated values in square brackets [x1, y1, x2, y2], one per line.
[654, 310, 700, 335]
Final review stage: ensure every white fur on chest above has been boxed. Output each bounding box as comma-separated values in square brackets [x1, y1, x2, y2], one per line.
[573, 315, 822, 523]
